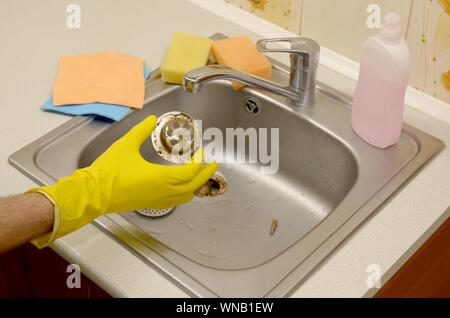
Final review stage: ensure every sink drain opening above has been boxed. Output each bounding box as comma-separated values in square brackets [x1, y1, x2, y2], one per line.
[194, 171, 228, 198]
[244, 96, 261, 115]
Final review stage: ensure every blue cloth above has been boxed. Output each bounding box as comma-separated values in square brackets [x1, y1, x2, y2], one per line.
[41, 65, 151, 121]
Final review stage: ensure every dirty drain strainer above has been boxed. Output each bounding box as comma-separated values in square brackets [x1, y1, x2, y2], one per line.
[138, 111, 228, 218]
[151, 111, 201, 164]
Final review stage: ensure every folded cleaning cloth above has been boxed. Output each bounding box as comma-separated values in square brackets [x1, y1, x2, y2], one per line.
[52, 51, 146, 109]
[41, 66, 150, 121]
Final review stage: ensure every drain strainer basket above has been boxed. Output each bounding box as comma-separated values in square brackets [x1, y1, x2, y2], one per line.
[151, 111, 201, 164]
[140, 111, 227, 218]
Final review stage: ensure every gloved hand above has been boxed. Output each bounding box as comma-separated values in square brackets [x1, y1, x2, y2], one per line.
[28, 115, 218, 248]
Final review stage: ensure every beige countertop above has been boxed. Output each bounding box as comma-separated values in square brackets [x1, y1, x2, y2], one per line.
[0, 0, 449, 297]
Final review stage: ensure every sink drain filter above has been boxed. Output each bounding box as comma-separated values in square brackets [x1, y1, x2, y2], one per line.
[151, 111, 228, 197]
[136, 207, 175, 218]
[151, 111, 201, 164]
[140, 111, 227, 218]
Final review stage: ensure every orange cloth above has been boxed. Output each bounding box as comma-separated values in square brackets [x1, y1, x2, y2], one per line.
[212, 36, 272, 90]
[52, 52, 145, 109]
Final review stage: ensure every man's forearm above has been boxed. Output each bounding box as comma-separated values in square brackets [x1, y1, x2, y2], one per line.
[0, 193, 54, 253]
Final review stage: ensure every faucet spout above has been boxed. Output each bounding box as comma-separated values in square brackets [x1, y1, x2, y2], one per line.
[183, 65, 309, 106]
[183, 37, 320, 106]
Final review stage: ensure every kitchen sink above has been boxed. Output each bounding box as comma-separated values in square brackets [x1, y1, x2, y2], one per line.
[9, 34, 443, 297]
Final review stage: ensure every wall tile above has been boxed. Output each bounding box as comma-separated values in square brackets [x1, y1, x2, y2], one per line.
[224, 0, 295, 31]
[407, 0, 450, 102]
[300, 0, 411, 60]
[224, 0, 450, 104]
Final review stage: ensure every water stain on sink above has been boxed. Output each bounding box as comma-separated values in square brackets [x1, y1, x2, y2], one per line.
[217, 198, 233, 206]
[269, 194, 282, 202]
[194, 242, 234, 259]
[236, 223, 257, 229]
[247, 175, 257, 184]
[144, 227, 165, 235]
[179, 219, 194, 230]
[194, 201, 205, 210]
[244, 202, 254, 211]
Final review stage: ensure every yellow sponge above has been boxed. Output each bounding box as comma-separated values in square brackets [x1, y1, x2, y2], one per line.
[161, 32, 213, 85]
[212, 36, 272, 90]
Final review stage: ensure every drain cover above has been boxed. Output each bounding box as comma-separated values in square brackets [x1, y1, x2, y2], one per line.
[136, 207, 175, 218]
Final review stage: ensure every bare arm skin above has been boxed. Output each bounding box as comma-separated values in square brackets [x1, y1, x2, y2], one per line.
[0, 193, 54, 253]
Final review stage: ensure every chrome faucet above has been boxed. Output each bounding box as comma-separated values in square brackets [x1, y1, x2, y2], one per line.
[183, 37, 320, 106]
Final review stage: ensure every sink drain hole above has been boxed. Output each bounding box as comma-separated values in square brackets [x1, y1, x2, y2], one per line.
[194, 172, 228, 198]
[244, 97, 261, 115]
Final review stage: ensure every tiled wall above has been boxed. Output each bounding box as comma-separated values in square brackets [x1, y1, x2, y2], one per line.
[224, 0, 450, 104]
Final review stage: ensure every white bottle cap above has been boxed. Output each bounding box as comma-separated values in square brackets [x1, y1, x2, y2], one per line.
[380, 13, 402, 41]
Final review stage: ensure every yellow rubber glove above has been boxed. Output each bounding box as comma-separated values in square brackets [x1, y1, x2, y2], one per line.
[28, 115, 218, 248]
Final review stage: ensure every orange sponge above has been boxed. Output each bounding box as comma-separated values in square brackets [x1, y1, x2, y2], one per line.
[212, 36, 271, 90]
[52, 52, 145, 109]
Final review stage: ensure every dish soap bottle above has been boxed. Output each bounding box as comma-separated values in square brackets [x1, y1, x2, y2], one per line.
[351, 13, 410, 148]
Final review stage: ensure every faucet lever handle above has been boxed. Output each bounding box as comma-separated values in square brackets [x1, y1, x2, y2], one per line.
[256, 37, 320, 70]
[256, 37, 319, 98]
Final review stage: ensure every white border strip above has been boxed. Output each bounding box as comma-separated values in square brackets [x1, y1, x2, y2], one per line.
[189, 0, 450, 125]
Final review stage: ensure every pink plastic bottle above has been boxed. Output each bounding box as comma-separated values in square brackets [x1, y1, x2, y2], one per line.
[352, 13, 410, 149]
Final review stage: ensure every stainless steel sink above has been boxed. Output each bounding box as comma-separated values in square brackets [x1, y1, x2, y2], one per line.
[9, 34, 443, 297]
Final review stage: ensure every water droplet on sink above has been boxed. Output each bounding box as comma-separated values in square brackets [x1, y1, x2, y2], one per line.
[180, 219, 194, 230]
[269, 194, 282, 202]
[247, 175, 257, 184]
[201, 211, 212, 222]
[320, 207, 332, 216]
[145, 227, 165, 235]
[195, 202, 205, 210]
[237, 223, 256, 228]
[210, 224, 217, 232]
[245, 202, 253, 211]
[194, 242, 234, 259]
[185, 220, 194, 230]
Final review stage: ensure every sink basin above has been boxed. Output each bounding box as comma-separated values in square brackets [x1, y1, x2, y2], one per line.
[9, 34, 443, 297]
